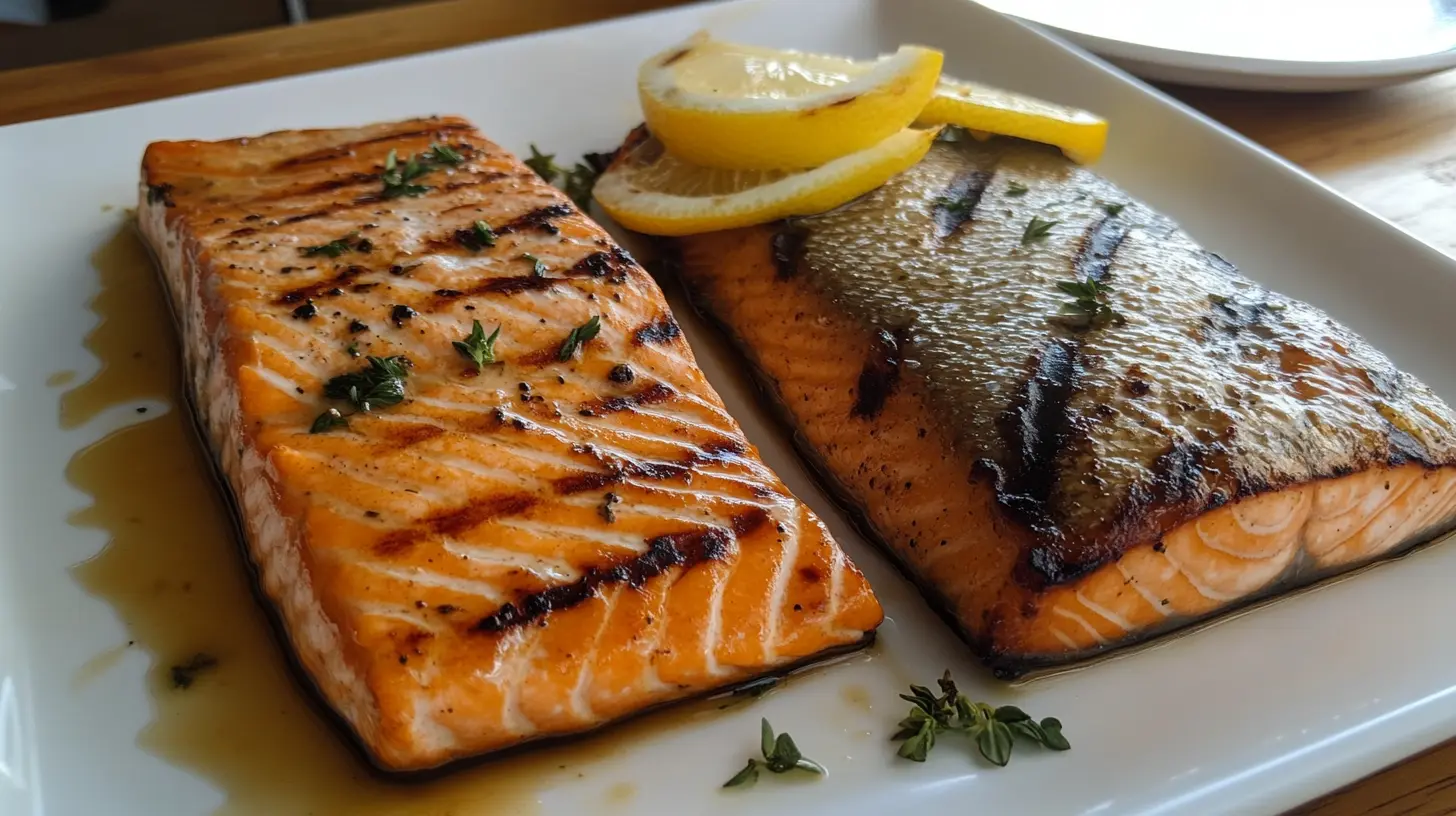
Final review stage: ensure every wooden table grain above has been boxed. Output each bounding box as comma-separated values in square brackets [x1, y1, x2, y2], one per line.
[2, 2, 1454, 813]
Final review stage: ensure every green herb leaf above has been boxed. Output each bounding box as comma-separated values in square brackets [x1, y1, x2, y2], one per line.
[524, 144, 563, 182]
[1006, 180, 1029, 197]
[452, 320, 501, 372]
[522, 253, 547, 276]
[1103, 202, 1127, 216]
[977, 720, 1015, 767]
[994, 705, 1031, 724]
[379, 145, 460, 200]
[300, 232, 365, 258]
[557, 315, 602, 361]
[769, 731, 804, 771]
[562, 160, 604, 209]
[1051, 276, 1124, 330]
[1039, 717, 1071, 751]
[346, 342, 360, 358]
[310, 408, 348, 434]
[425, 142, 465, 165]
[934, 196, 976, 221]
[891, 671, 1070, 768]
[1021, 215, 1058, 245]
[896, 717, 937, 762]
[760, 718, 776, 761]
[794, 758, 827, 775]
[323, 355, 411, 412]
[456, 220, 496, 252]
[723, 759, 759, 789]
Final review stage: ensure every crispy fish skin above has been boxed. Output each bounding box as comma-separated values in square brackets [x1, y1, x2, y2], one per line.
[138, 117, 882, 770]
[667, 135, 1456, 675]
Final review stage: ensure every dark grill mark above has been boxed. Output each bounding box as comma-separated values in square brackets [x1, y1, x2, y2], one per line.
[1076, 216, 1130, 283]
[495, 204, 573, 236]
[568, 247, 635, 279]
[771, 224, 807, 280]
[999, 337, 1081, 517]
[283, 209, 333, 224]
[632, 316, 681, 346]
[375, 492, 537, 555]
[227, 226, 259, 238]
[852, 329, 902, 419]
[932, 170, 993, 238]
[577, 382, 674, 417]
[428, 275, 561, 309]
[472, 523, 741, 633]
[277, 265, 368, 304]
[608, 363, 635, 384]
[273, 121, 473, 169]
[248, 172, 378, 206]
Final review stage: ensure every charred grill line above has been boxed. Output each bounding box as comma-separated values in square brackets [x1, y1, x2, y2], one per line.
[632, 315, 681, 346]
[771, 224, 808, 280]
[277, 265, 369, 304]
[272, 121, 473, 169]
[932, 169, 993, 239]
[374, 493, 539, 555]
[1076, 216, 1130, 283]
[852, 329, 902, 419]
[427, 275, 562, 310]
[471, 521, 746, 634]
[578, 382, 675, 416]
[494, 204, 574, 236]
[1002, 216, 1133, 583]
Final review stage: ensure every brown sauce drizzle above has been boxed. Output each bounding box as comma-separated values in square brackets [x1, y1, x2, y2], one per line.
[63, 224, 725, 814]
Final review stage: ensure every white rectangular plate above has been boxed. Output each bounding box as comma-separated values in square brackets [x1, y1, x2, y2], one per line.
[4, 1, 1456, 814]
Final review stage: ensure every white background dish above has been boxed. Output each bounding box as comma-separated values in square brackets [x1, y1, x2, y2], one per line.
[4, 0, 1456, 813]
[982, 0, 1456, 91]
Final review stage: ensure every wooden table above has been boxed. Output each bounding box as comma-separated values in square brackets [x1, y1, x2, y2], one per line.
[3, 2, 1453, 813]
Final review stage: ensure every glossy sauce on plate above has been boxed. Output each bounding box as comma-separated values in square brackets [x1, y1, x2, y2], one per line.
[62, 224, 699, 815]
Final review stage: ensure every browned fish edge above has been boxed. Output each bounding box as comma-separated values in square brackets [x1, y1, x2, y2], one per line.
[650, 237, 1456, 681]
[136, 214, 876, 776]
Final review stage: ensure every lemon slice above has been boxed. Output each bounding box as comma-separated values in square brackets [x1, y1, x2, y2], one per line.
[917, 78, 1108, 164]
[639, 32, 943, 170]
[594, 126, 941, 236]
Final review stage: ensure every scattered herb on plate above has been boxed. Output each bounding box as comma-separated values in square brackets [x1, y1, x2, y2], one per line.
[453, 320, 501, 372]
[457, 220, 497, 252]
[323, 355, 411, 413]
[1050, 277, 1125, 330]
[558, 315, 602, 361]
[310, 407, 348, 434]
[723, 718, 826, 789]
[892, 671, 1069, 767]
[525, 145, 612, 209]
[379, 142, 465, 200]
[299, 231, 368, 258]
[1021, 215, 1058, 245]
[1006, 180, 1029, 197]
[1103, 202, 1127, 217]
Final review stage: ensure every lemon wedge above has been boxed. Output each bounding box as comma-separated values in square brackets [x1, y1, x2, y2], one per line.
[594, 126, 941, 236]
[917, 78, 1108, 164]
[639, 32, 943, 170]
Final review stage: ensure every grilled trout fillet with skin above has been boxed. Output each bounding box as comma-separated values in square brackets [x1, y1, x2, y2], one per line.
[660, 132, 1456, 677]
[137, 116, 881, 771]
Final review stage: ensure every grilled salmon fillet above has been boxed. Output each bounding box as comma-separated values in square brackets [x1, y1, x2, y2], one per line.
[660, 132, 1456, 676]
[136, 116, 881, 771]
